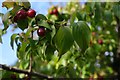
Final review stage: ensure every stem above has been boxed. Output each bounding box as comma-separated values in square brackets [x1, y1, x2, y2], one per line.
[0, 64, 53, 79]
[28, 30, 34, 79]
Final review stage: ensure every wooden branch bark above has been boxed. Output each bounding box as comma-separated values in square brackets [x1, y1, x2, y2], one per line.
[0, 64, 53, 79]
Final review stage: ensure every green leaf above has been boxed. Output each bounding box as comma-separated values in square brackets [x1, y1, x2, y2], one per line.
[0, 29, 2, 43]
[104, 10, 113, 24]
[37, 20, 51, 30]
[35, 14, 47, 21]
[2, 0, 15, 9]
[112, 4, 120, 19]
[94, 3, 102, 24]
[76, 11, 83, 20]
[0, 13, 4, 17]
[0, 36, 2, 43]
[85, 44, 101, 61]
[19, 42, 28, 54]
[20, 0, 31, 9]
[72, 21, 91, 52]
[45, 44, 56, 61]
[17, 19, 28, 31]
[57, 13, 70, 21]
[10, 34, 18, 50]
[29, 18, 36, 27]
[19, 59, 29, 69]
[70, 12, 76, 24]
[2, 12, 10, 30]
[15, 37, 19, 46]
[54, 26, 74, 56]
[67, 63, 77, 78]
[10, 4, 21, 17]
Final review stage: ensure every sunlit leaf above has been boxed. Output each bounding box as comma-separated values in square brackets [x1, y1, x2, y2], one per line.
[70, 12, 76, 24]
[0, 29, 2, 43]
[19, 42, 28, 54]
[2, 12, 10, 30]
[20, 0, 31, 9]
[2, 0, 15, 9]
[10, 4, 21, 17]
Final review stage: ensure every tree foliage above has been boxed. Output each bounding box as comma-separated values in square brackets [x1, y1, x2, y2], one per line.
[0, 0, 120, 79]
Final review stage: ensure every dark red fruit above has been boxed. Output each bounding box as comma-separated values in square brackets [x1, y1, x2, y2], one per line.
[92, 32, 96, 36]
[27, 9, 36, 18]
[37, 27, 45, 37]
[10, 74, 16, 79]
[53, 8, 58, 14]
[98, 39, 103, 45]
[50, 8, 58, 16]
[98, 75, 103, 80]
[16, 9, 27, 20]
[89, 76, 94, 80]
[50, 10, 54, 15]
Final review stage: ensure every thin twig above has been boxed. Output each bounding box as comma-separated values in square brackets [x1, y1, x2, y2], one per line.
[28, 30, 34, 79]
[0, 64, 53, 79]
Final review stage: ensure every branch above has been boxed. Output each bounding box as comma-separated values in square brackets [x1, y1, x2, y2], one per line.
[28, 30, 34, 79]
[0, 64, 53, 79]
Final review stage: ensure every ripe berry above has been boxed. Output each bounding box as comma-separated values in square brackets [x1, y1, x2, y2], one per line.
[16, 9, 27, 20]
[37, 27, 46, 37]
[27, 9, 36, 18]
[92, 32, 96, 36]
[98, 39, 103, 45]
[50, 10, 54, 15]
[50, 8, 58, 16]
[53, 8, 58, 15]
[10, 74, 16, 79]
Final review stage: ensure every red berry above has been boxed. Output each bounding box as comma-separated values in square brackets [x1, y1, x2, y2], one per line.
[52, 8, 58, 15]
[37, 27, 45, 37]
[98, 39, 103, 45]
[89, 76, 94, 80]
[10, 74, 16, 79]
[16, 9, 27, 20]
[92, 32, 96, 36]
[50, 8, 58, 16]
[27, 9, 36, 18]
[50, 10, 54, 15]
[98, 75, 103, 80]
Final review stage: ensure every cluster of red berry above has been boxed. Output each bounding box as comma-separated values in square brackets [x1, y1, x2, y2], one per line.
[91, 32, 103, 45]
[13, 8, 46, 37]
[14, 9, 36, 22]
[49, 7, 59, 16]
